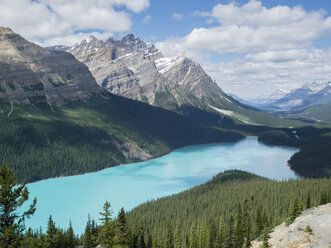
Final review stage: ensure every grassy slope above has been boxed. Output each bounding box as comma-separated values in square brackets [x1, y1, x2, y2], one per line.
[0, 92, 244, 183]
[281, 102, 331, 124]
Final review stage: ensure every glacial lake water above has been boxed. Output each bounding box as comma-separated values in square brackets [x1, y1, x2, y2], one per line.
[26, 137, 298, 234]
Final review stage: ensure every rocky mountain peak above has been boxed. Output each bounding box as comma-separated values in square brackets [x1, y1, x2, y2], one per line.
[0, 28, 101, 104]
[303, 81, 331, 93]
[85, 35, 97, 43]
[0, 26, 13, 34]
[119, 33, 150, 52]
[121, 34, 139, 43]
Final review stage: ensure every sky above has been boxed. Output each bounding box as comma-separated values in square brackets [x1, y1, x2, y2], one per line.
[1, 0, 331, 99]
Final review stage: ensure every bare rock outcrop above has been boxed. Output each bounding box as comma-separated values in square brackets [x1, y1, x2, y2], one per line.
[252, 203, 331, 248]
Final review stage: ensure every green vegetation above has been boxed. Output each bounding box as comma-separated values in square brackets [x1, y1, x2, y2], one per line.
[279, 102, 331, 124]
[0, 94, 243, 183]
[304, 225, 313, 234]
[0, 163, 36, 248]
[126, 170, 331, 248]
[258, 127, 331, 177]
[0, 166, 330, 247]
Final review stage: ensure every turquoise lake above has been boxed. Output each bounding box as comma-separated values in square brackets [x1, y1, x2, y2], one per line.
[26, 137, 298, 234]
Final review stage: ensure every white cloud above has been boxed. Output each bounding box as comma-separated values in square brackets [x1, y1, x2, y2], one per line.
[142, 15, 152, 24]
[201, 48, 331, 99]
[157, 0, 331, 98]
[0, 0, 150, 46]
[172, 13, 184, 21]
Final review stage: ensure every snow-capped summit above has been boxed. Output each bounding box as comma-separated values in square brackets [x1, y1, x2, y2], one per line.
[155, 54, 187, 74]
[303, 81, 331, 94]
[85, 35, 98, 43]
[270, 81, 331, 111]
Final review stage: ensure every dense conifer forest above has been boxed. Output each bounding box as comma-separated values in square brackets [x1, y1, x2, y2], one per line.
[257, 126, 331, 177]
[1, 164, 330, 248]
[0, 95, 243, 183]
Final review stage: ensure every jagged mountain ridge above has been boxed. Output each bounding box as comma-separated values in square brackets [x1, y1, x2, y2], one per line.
[62, 34, 230, 111]
[0, 27, 244, 182]
[0, 27, 101, 104]
[257, 81, 331, 123]
[51, 34, 298, 127]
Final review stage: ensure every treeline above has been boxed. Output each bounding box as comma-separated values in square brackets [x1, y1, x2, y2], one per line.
[258, 126, 331, 177]
[0, 95, 243, 183]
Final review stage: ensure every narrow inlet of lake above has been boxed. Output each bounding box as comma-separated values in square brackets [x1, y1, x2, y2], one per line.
[26, 137, 298, 233]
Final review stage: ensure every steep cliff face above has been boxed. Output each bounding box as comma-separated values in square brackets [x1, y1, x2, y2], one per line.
[60, 35, 235, 117]
[66, 34, 164, 103]
[252, 203, 331, 248]
[0, 27, 100, 104]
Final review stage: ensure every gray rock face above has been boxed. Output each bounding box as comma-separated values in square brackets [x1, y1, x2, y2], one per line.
[0, 27, 101, 104]
[251, 203, 331, 248]
[60, 34, 235, 115]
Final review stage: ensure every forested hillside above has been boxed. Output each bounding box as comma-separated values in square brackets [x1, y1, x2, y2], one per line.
[258, 126, 331, 177]
[3, 168, 330, 248]
[126, 170, 331, 248]
[0, 94, 244, 183]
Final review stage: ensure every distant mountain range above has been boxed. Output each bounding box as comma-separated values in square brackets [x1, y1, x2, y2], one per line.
[48, 34, 297, 127]
[270, 81, 331, 111]
[249, 81, 331, 123]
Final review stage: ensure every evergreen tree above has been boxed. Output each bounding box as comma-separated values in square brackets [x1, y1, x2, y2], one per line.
[306, 191, 311, 209]
[0, 162, 37, 248]
[218, 215, 227, 248]
[135, 224, 146, 248]
[99, 201, 115, 248]
[91, 219, 99, 247]
[225, 215, 234, 248]
[165, 219, 174, 248]
[199, 223, 208, 248]
[46, 215, 57, 248]
[189, 225, 198, 248]
[261, 210, 268, 230]
[53, 229, 64, 248]
[174, 224, 183, 248]
[260, 229, 270, 248]
[320, 191, 327, 205]
[254, 207, 263, 237]
[116, 208, 130, 247]
[242, 199, 252, 247]
[287, 198, 301, 224]
[244, 217, 252, 248]
[146, 232, 152, 248]
[208, 220, 217, 248]
[65, 221, 75, 248]
[83, 214, 93, 248]
[233, 204, 244, 248]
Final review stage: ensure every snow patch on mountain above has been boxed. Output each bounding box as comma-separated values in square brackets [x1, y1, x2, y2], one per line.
[155, 54, 185, 74]
[303, 81, 331, 94]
